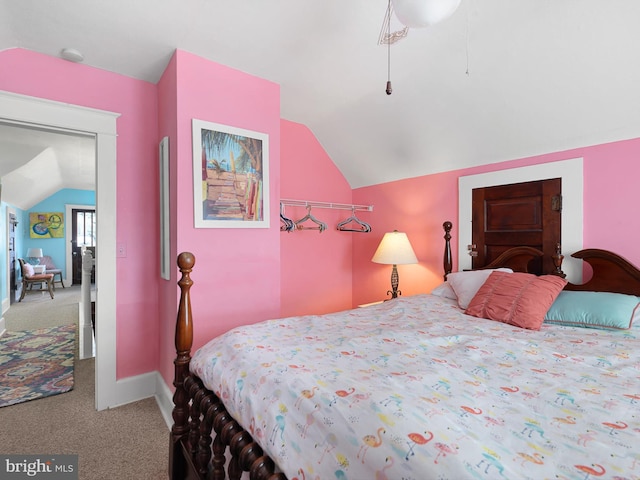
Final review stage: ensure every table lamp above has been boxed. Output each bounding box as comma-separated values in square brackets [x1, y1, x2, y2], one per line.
[371, 230, 418, 299]
[27, 248, 43, 265]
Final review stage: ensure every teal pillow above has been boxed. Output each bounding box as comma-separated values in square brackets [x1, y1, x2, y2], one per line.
[544, 291, 640, 330]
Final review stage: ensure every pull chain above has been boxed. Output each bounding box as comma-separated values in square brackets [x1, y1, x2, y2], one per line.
[386, 0, 393, 95]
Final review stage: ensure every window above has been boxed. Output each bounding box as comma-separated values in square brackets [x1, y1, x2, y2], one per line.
[75, 210, 96, 247]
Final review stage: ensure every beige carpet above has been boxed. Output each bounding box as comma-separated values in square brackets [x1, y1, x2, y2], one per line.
[0, 285, 169, 479]
[5, 284, 82, 331]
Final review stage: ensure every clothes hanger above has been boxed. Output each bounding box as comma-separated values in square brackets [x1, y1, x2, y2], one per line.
[337, 207, 372, 233]
[295, 206, 327, 233]
[280, 203, 295, 232]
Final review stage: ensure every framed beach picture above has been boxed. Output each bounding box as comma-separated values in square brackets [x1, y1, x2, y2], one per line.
[192, 119, 270, 228]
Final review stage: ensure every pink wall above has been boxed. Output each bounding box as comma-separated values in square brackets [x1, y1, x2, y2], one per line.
[581, 139, 640, 256]
[279, 120, 355, 317]
[353, 138, 640, 306]
[0, 48, 160, 379]
[157, 53, 180, 384]
[157, 50, 282, 386]
[352, 172, 460, 306]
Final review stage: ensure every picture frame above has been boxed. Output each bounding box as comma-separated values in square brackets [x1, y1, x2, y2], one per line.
[159, 136, 170, 280]
[29, 212, 64, 238]
[192, 119, 270, 228]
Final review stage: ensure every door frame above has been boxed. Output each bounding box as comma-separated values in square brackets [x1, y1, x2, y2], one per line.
[65, 204, 96, 286]
[0, 90, 118, 410]
[459, 158, 584, 282]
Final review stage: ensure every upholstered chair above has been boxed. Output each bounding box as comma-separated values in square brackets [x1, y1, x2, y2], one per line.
[18, 258, 54, 301]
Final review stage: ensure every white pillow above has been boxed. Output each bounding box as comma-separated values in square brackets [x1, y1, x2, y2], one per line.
[430, 282, 457, 300]
[447, 268, 513, 309]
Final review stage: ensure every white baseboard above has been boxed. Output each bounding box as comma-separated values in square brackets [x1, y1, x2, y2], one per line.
[94, 369, 174, 430]
[155, 373, 175, 430]
[105, 371, 158, 410]
[0, 316, 5, 338]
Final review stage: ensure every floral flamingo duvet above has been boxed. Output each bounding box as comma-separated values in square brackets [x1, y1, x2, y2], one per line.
[191, 294, 640, 480]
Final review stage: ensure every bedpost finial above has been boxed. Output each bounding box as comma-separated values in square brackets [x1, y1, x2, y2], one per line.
[178, 252, 195, 271]
[552, 243, 566, 278]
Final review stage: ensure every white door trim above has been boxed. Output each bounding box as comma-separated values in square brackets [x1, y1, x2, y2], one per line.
[0, 90, 118, 410]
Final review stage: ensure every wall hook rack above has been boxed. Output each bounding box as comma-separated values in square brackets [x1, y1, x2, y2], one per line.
[280, 199, 373, 212]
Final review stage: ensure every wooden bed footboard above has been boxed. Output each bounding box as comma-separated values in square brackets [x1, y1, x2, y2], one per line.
[170, 252, 286, 480]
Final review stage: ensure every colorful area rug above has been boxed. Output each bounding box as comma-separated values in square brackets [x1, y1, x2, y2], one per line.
[0, 324, 75, 407]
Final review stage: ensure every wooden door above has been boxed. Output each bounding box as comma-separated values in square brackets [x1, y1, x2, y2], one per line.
[471, 178, 561, 274]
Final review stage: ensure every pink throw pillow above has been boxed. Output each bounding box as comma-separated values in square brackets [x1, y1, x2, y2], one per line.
[23, 263, 34, 277]
[465, 271, 567, 330]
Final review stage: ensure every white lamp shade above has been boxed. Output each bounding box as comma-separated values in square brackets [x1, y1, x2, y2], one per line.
[392, 0, 462, 28]
[371, 231, 418, 265]
[27, 248, 43, 258]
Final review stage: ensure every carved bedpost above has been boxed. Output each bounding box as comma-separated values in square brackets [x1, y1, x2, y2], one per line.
[170, 252, 196, 479]
[443, 221, 453, 279]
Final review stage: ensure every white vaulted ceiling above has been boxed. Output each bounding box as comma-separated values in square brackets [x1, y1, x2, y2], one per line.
[1, 0, 639, 201]
[0, 123, 95, 209]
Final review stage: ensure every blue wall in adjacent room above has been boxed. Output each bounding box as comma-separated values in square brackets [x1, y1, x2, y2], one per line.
[1, 189, 95, 308]
[22, 188, 95, 281]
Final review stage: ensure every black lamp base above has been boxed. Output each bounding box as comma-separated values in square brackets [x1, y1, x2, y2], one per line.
[385, 264, 401, 300]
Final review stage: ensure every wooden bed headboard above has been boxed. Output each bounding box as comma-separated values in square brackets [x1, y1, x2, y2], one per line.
[442, 220, 640, 295]
[442, 221, 559, 276]
[564, 248, 640, 296]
